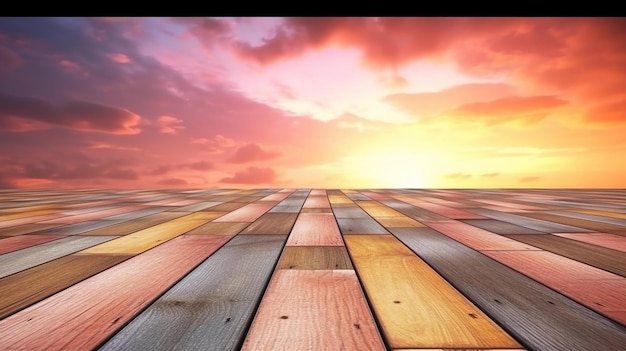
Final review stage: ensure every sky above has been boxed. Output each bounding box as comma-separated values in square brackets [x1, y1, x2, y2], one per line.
[0, 17, 625, 189]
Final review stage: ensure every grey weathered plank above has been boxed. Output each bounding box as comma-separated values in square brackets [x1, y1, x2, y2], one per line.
[28, 219, 123, 235]
[100, 206, 172, 221]
[98, 235, 287, 351]
[239, 213, 298, 235]
[461, 219, 546, 235]
[174, 202, 223, 212]
[331, 206, 371, 219]
[0, 223, 63, 237]
[380, 200, 450, 221]
[0, 236, 117, 278]
[390, 227, 626, 351]
[268, 197, 306, 213]
[80, 212, 189, 236]
[503, 234, 626, 277]
[337, 218, 389, 235]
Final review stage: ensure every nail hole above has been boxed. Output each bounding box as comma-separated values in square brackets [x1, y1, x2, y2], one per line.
[354, 323, 360, 329]
[280, 315, 288, 319]
[468, 313, 478, 319]
[494, 299, 502, 304]
[226, 317, 231, 323]
[393, 300, 400, 304]
[547, 301, 554, 305]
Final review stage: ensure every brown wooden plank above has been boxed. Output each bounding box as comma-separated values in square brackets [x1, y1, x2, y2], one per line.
[213, 202, 277, 222]
[411, 202, 487, 219]
[79, 211, 189, 236]
[375, 216, 425, 228]
[0, 235, 230, 351]
[286, 213, 343, 246]
[0, 254, 130, 320]
[356, 201, 406, 217]
[461, 219, 546, 235]
[344, 235, 521, 349]
[554, 233, 626, 253]
[0, 223, 63, 237]
[303, 195, 331, 208]
[205, 202, 249, 212]
[0, 234, 63, 255]
[518, 212, 626, 233]
[241, 269, 386, 351]
[240, 213, 298, 235]
[79, 212, 215, 255]
[424, 221, 541, 251]
[301, 207, 332, 213]
[184, 222, 250, 235]
[38, 204, 148, 224]
[276, 246, 353, 270]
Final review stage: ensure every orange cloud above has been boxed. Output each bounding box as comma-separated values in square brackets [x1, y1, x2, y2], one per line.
[444, 172, 472, 180]
[157, 178, 188, 186]
[219, 166, 277, 184]
[157, 115, 184, 135]
[444, 95, 568, 125]
[0, 93, 141, 134]
[228, 143, 280, 163]
[583, 98, 626, 124]
[520, 176, 541, 183]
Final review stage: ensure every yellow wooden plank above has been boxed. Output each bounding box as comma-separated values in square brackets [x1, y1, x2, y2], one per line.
[78, 213, 215, 255]
[344, 235, 521, 350]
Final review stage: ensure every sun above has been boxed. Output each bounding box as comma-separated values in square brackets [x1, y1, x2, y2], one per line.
[341, 152, 437, 189]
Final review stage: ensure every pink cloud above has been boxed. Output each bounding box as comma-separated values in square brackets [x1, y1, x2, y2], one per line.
[157, 178, 189, 186]
[0, 93, 141, 134]
[228, 143, 280, 163]
[110, 53, 131, 64]
[157, 115, 184, 135]
[583, 98, 626, 124]
[0, 45, 22, 73]
[219, 166, 277, 184]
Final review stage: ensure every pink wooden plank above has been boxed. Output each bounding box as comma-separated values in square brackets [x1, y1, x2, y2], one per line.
[0, 235, 64, 255]
[0, 235, 230, 351]
[415, 197, 468, 208]
[261, 192, 292, 201]
[424, 221, 540, 251]
[38, 205, 148, 224]
[484, 250, 626, 325]
[482, 205, 530, 213]
[412, 203, 486, 219]
[287, 213, 343, 246]
[303, 196, 331, 209]
[359, 191, 391, 201]
[474, 199, 544, 211]
[213, 202, 278, 222]
[0, 214, 64, 229]
[65, 199, 125, 209]
[554, 233, 626, 253]
[309, 189, 327, 196]
[241, 270, 386, 351]
[161, 198, 204, 206]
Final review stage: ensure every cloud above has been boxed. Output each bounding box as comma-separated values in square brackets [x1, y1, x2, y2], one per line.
[383, 83, 516, 119]
[103, 168, 139, 180]
[444, 95, 568, 125]
[520, 176, 541, 183]
[227, 143, 280, 163]
[157, 115, 184, 135]
[110, 53, 131, 63]
[149, 161, 214, 175]
[157, 178, 188, 186]
[376, 74, 408, 89]
[482, 172, 500, 178]
[583, 98, 626, 124]
[443, 172, 472, 180]
[172, 17, 233, 48]
[0, 45, 22, 73]
[0, 93, 141, 134]
[18, 161, 139, 182]
[89, 142, 140, 151]
[219, 166, 277, 184]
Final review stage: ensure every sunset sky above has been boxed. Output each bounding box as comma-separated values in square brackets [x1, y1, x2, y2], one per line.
[1, 17, 625, 189]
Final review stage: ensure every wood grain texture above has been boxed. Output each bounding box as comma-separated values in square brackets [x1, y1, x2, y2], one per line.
[276, 246, 353, 270]
[0, 254, 130, 320]
[503, 234, 626, 277]
[0, 223, 62, 237]
[332, 206, 371, 219]
[240, 213, 298, 235]
[461, 218, 546, 235]
[356, 201, 406, 217]
[213, 202, 277, 222]
[484, 250, 626, 325]
[344, 235, 521, 349]
[80, 211, 188, 236]
[79, 212, 215, 255]
[375, 216, 425, 228]
[287, 213, 343, 246]
[468, 208, 593, 233]
[38, 204, 148, 224]
[519, 212, 626, 233]
[381, 200, 451, 221]
[241, 269, 386, 351]
[390, 227, 626, 351]
[28, 219, 123, 235]
[0, 235, 230, 351]
[554, 233, 626, 253]
[300, 207, 332, 213]
[337, 217, 389, 235]
[303, 195, 331, 208]
[547, 210, 626, 227]
[184, 222, 250, 235]
[0, 235, 116, 278]
[205, 201, 249, 212]
[328, 194, 354, 205]
[424, 221, 540, 251]
[99, 235, 286, 351]
[0, 234, 63, 254]
[411, 202, 487, 219]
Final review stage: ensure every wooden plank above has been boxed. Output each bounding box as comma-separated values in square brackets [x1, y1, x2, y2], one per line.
[171, 201, 223, 212]
[381, 200, 451, 221]
[309, 189, 326, 196]
[185, 222, 250, 235]
[260, 193, 291, 201]
[547, 210, 626, 227]
[461, 219, 546, 235]
[276, 246, 353, 270]
[337, 218, 389, 235]
[240, 213, 298, 235]
[28, 219, 123, 235]
[503, 234, 626, 277]
[287, 213, 343, 246]
[424, 221, 540, 251]
[0, 223, 62, 237]
[0, 234, 63, 255]
[328, 194, 354, 205]
[411, 202, 487, 219]
[390, 227, 626, 351]
[332, 206, 371, 219]
[519, 212, 626, 233]
[0, 235, 230, 351]
[483, 250, 626, 325]
[99, 235, 286, 351]
[301, 207, 332, 213]
[303, 195, 331, 208]
[205, 202, 249, 212]
[0, 254, 130, 320]
[554, 233, 626, 253]
[241, 269, 386, 351]
[356, 201, 406, 217]
[79, 211, 188, 236]
[375, 216, 425, 228]
[38, 204, 148, 224]
[100, 206, 172, 221]
[344, 235, 521, 349]
[468, 208, 593, 233]
[0, 236, 116, 278]
[213, 202, 277, 222]
[0, 214, 64, 228]
[79, 213, 215, 255]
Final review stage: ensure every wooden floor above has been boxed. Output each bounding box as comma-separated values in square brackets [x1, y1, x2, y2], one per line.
[0, 188, 625, 351]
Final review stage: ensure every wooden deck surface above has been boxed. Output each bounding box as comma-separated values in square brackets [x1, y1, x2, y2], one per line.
[0, 188, 625, 351]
